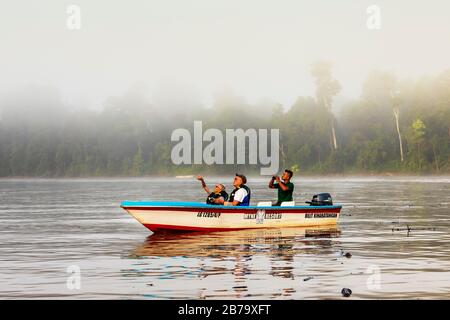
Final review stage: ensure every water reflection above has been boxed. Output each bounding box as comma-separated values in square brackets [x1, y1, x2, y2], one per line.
[127, 227, 341, 298]
[133, 227, 341, 259]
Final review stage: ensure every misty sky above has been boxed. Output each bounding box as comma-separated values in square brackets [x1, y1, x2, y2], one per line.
[1, 0, 449, 109]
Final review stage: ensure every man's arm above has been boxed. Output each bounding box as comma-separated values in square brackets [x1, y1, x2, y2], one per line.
[275, 177, 291, 191]
[269, 176, 276, 189]
[224, 189, 246, 206]
[213, 197, 225, 204]
[196, 176, 210, 194]
[224, 200, 239, 206]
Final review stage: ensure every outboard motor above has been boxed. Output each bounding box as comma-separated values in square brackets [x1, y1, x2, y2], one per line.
[306, 193, 333, 206]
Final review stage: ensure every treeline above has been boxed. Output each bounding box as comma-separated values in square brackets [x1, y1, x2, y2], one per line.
[0, 68, 449, 177]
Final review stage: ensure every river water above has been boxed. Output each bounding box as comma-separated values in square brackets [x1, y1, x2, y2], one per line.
[0, 177, 449, 299]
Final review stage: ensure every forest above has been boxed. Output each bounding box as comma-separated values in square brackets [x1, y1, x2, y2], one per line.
[0, 64, 449, 177]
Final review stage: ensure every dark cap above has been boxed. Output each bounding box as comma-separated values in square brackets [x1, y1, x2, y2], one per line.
[235, 173, 247, 184]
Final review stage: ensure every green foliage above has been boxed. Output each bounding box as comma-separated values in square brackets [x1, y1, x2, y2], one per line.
[0, 72, 449, 177]
[405, 119, 427, 170]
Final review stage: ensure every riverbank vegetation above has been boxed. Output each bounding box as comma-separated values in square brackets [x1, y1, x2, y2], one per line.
[0, 67, 449, 177]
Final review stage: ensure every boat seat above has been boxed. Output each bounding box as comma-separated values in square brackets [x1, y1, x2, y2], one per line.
[257, 201, 272, 207]
[280, 201, 295, 206]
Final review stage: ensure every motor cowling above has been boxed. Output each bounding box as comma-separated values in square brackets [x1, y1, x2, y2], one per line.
[306, 193, 333, 206]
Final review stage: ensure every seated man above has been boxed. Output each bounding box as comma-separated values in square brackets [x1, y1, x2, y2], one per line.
[269, 169, 294, 206]
[224, 174, 251, 206]
[196, 176, 228, 205]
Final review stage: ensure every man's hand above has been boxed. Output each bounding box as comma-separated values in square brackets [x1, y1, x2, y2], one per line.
[269, 175, 278, 189]
[274, 175, 281, 183]
[197, 175, 209, 194]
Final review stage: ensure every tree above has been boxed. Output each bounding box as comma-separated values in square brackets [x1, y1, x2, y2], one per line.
[391, 91, 404, 162]
[131, 145, 143, 176]
[310, 61, 341, 150]
[408, 119, 426, 170]
[1, 72, 449, 177]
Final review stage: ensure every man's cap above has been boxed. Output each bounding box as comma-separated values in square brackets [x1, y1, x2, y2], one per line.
[235, 173, 247, 184]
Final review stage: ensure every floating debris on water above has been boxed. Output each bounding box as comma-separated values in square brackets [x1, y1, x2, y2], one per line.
[341, 288, 352, 297]
[340, 250, 352, 258]
[392, 225, 437, 232]
[303, 276, 314, 281]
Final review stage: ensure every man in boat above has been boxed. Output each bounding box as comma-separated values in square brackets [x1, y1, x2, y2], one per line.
[196, 176, 228, 205]
[223, 174, 251, 206]
[269, 169, 294, 206]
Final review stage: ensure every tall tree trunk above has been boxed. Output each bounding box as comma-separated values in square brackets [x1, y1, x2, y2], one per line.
[417, 143, 421, 170]
[393, 108, 404, 162]
[317, 146, 321, 164]
[324, 98, 338, 150]
[331, 120, 338, 150]
[280, 143, 286, 168]
[432, 142, 440, 172]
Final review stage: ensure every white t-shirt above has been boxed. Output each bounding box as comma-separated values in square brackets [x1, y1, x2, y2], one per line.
[233, 188, 248, 203]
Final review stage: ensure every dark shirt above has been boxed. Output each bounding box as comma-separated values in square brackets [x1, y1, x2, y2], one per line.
[206, 191, 228, 205]
[273, 181, 294, 205]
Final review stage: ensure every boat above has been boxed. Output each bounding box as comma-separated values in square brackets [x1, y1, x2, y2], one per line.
[120, 198, 342, 232]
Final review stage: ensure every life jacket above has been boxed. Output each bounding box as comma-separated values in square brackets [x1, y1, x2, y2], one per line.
[206, 190, 228, 205]
[229, 184, 251, 206]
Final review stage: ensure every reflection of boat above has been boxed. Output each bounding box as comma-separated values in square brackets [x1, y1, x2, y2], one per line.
[131, 226, 341, 258]
[120, 201, 341, 232]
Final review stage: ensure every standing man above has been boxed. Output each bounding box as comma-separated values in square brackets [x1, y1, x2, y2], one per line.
[269, 169, 294, 206]
[224, 174, 251, 206]
[196, 176, 228, 205]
